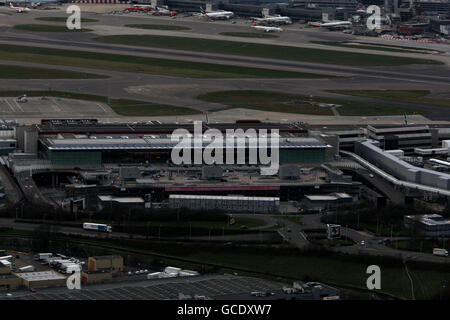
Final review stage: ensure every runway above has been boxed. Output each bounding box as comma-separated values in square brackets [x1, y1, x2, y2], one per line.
[0, 6, 449, 124]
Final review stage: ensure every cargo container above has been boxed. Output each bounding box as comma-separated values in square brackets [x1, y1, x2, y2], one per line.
[83, 223, 112, 233]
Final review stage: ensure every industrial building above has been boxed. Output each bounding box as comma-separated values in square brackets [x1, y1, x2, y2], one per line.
[88, 255, 124, 272]
[404, 214, 450, 236]
[15, 271, 66, 289]
[97, 195, 146, 209]
[169, 194, 280, 213]
[367, 124, 433, 154]
[0, 274, 22, 291]
[36, 134, 329, 166]
[303, 193, 353, 211]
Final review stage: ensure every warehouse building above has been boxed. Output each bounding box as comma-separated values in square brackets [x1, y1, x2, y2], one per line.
[169, 194, 280, 213]
[15, 271, 66, 289]
[404, 214, 450, 236]
[88, 255, 124, 272]
[0, 274, 22, 291]
[81, 270, 113, 285]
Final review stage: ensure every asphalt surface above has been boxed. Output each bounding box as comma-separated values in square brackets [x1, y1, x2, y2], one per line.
[0, 6, 449, 122]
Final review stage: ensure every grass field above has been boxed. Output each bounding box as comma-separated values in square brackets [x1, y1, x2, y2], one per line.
[14, 24, 92, 32]
[198, 90, 423, 116]
[35, 17, 99, 23]
[2, 229, 448, 299]
[94, 35, 441, 66]
[219, 32, 279, 38]
[0, 44, 329, 79]
[0, 64, 106, 79]
[184, 250, 448, 299]
[311, 41, 431, 54]
[0, 90, 199, 116]
[125, 24, 191, 31]
[329, 90, 450, 107]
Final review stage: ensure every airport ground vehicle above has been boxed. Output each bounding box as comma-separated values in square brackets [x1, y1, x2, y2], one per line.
[83, 223, 112, 233]
[433, 248, 449, 257]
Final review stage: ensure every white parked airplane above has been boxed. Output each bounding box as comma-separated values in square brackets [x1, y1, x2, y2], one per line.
[251, 22, 283, 32]
[250, 15, 292, 25]
[200, 7, 234, 20]
[9, 2, 30, 12]
[309, 20, 352, 29]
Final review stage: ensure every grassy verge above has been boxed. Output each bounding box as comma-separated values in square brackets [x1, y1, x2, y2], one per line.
[197, 90, 424, 116]
[328, 90, 450, 108]
[74, 217, 266, 229]
[125, 24, 191, 31]
[219, 32, 279, 38]
[109, 99, 199, 116]
[0, 44, 329, 79]
[0, 64, 106, 79]
[14, 24, 91, 32]
[35, 17, 99, 23]
[311, 41, 431, 54]
[94, 34, 441, 66]
[0, 90, 200, 116]
[279, 215, 303, 226]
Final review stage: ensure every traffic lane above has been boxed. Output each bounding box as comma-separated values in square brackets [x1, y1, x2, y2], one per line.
[0, 217, 139, 239]
[230, 213, 309, 247]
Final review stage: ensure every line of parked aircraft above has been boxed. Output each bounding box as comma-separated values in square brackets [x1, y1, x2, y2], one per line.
[6, 3, 353, 33]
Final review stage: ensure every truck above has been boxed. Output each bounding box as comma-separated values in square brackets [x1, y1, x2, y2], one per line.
[18, 265, 35, 272]
[60, 263, 81, 274]
[83, 223, 112, 233]
[433, 248, 448, 257]
[34, 253, 52, 261]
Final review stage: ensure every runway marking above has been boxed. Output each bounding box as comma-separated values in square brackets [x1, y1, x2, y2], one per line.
[96, 103, 108, 113]
[4, 99, 15, 113]
[51, 104, 61, 112]
[12, 100, 24, 112]
[51, 98, 63, 112]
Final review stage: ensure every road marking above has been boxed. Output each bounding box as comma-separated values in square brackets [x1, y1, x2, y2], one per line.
[51, 98, 62, 112]
[4, 99, 15, 113]
[97, 103, 108, 113]
[12, 100, 24, 112]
